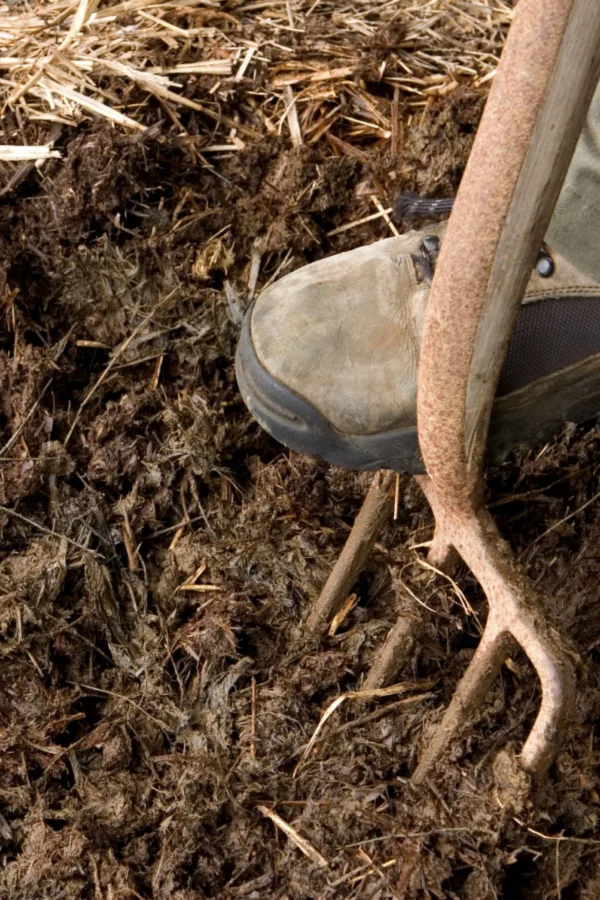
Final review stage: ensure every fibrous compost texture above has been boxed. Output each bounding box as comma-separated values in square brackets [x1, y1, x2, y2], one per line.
[1, 2, 600, 898]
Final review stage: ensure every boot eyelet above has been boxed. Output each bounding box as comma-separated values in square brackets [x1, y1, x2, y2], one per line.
[536, 251, 554, 278]
[422, 235, 440, 254]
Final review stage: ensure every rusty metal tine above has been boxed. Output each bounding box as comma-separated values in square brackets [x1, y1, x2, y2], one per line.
[306, 470, 396, 633]
[413, 0, 600, 781]
[412, 620, 512, 786]
[415, 476, 576, 783]
[458, 507, 575, 779]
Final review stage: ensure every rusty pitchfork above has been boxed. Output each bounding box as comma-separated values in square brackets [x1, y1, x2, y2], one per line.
[307, 0, 600, 783]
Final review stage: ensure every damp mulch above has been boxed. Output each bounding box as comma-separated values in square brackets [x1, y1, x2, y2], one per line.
[0, 75, 600, 900]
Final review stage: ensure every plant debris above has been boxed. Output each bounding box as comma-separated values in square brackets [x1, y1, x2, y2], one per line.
[1, 1, 600, 898]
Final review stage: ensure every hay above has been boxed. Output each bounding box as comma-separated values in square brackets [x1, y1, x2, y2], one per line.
[7, 2, 600, 897]
[0, 0, 511, 154]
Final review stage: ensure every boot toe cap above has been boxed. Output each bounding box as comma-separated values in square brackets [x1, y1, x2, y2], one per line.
[249, 237, 426, 436]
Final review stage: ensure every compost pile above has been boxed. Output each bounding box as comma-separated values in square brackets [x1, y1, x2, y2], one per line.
[1, 1, 600, 897]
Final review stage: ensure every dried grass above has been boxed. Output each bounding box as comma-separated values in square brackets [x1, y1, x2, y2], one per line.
[8, 2, 592, 897]
[0, 0, 511, 154]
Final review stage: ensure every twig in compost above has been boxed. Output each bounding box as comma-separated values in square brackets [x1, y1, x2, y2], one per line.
[521, 481, 600, 556]
[328, 592, 358, 636]
[282, 84, 303, 147]
[294, 681, 435, 775]
[326, 208, 393, 237]
[0, 378, 52, 457]
[257, 805, 329, 869]
[0, 505, 97, 555]
[64, 292, 174, 446]
[68, 681, 172, 733]
[250, 676, 257, 759]
[370, 195, 400, 237]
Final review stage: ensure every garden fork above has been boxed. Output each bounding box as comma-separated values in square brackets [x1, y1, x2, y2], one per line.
[308, 0, 600, 783]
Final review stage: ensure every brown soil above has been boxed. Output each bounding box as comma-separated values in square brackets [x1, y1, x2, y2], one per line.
[1, 75, 600, 900]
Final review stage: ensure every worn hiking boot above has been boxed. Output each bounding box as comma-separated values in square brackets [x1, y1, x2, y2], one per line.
[235, 222, 600, 473]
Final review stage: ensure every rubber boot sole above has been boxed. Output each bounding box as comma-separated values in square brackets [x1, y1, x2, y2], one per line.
[236, 308, 600, 474]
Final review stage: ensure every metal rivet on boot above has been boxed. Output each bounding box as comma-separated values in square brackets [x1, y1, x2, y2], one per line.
[536, 252, 554, 277]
